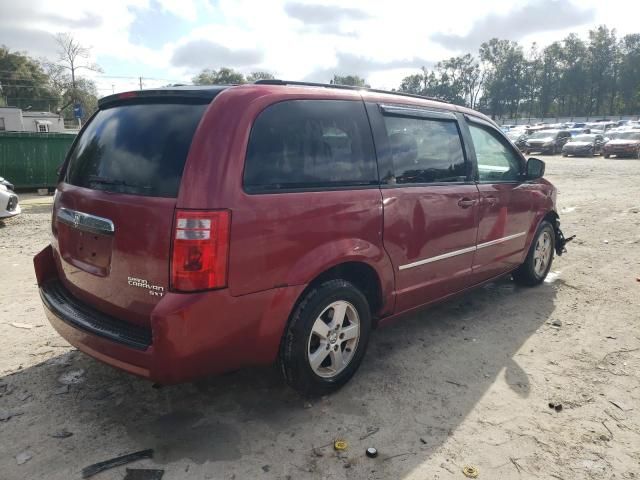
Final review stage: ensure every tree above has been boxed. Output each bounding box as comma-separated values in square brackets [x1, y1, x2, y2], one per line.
[330, 75, 370, 87]
[618, 34, 640, 114]
[192, 67, 246, 85]
[587, 26, 618, 116]
[479, 38, 526, 118]
[246, 71, 275, 82]
[558, 34, 589, 117]
[0, 46, 60, 111]
[47, 33, 101, 123]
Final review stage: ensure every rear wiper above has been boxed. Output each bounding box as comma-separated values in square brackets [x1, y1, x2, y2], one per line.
[88, 176, 150, 190]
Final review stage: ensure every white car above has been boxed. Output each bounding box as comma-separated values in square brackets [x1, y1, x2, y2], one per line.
[0, 179, 20, 219]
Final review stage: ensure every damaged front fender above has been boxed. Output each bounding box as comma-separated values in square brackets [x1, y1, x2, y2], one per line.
[553, 218, 575, 256]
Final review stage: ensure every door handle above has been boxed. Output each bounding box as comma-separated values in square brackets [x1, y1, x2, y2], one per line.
[457, 198, 477, 208]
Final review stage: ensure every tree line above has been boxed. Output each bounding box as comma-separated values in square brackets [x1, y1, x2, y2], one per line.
[191, 26, 639, 120]
[399, 26, 639, 119]
[0, 33, 100, 123]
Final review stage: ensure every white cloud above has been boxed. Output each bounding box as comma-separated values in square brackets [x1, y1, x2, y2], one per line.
[0, 0, 637, 94]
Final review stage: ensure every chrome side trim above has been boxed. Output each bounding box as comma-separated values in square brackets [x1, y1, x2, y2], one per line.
[476, 231, 526, 250]
[398, 245, 477, 271]
[57, 208, 115, 236]
[398, 231, 527, 271]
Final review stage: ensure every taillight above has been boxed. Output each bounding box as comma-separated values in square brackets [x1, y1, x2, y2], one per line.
[171, 209, 231, 292]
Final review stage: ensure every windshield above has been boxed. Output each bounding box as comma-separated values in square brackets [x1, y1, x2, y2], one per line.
[529, 131, 556, 139]
[65, 102, 207, 197]
[506, 131, 523, 140]
[571, 135, 595, 142]
[615, 132, 640, 140]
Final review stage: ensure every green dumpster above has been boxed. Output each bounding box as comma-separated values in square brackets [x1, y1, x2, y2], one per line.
[0, 131, 76, 190]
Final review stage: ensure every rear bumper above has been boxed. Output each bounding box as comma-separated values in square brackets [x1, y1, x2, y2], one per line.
[34, 245, 305, 384]
[604, 149, 637, 157]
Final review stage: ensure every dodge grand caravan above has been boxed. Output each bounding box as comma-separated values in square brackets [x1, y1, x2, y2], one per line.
[34, 81, 571, 395]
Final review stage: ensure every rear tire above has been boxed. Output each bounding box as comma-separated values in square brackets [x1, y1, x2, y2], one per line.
[604, 154, 610, 159]
[279, 279, 371, 396]
[513, 220, 555, 286]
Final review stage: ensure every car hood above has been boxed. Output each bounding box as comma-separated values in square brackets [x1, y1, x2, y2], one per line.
[527, 137, 553, 143]
[565, 142, 592, 147]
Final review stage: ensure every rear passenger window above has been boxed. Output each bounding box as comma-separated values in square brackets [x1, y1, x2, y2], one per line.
[244, 100, 378, 192]
[382, 115, 467, 184]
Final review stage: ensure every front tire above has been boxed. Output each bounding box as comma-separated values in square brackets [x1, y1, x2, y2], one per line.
[279, 279, 371, 396]
[513, 220, 555, 286]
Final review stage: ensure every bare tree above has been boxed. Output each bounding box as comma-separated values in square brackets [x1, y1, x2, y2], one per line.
[49, 33, 101, 124]
[54, 33, 101, 100]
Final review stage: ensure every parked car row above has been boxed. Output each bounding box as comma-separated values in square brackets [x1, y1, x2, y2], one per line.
[503, 121, 640, 158]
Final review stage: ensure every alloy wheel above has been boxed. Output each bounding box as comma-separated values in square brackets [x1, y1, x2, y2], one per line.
[307, 301, 360, 378]
[533, 231, 552, 277]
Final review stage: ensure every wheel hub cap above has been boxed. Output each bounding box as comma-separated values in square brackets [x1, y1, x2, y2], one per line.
[307, 300, 361, 378]
[533, 231, 552, 277]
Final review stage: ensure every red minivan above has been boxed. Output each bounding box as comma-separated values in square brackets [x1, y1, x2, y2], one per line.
[34, 81, 571, 395]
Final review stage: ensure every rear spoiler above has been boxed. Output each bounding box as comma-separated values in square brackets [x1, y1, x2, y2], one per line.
[98, 86, 229, 109]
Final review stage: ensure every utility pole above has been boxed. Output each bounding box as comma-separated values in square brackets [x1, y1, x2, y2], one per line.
[139, 76, 143, 90]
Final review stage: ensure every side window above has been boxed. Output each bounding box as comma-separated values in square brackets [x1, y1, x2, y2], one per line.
[382, 115, 467, 184]
[243, 100, 377, 192]
[468, 123, 522, 182]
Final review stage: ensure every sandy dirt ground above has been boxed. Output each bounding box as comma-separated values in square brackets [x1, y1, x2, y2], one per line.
[1, 155, 639, 480]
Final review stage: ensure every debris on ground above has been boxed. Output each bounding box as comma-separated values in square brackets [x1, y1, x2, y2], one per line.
[551, 320, 563, 327]
[609, 400, 633, 412]
[15, 451, 32, 465]
[382, 452, 415, 462]
[366, 447, 378, 458]
[123, 469, 165, 480]
[57, 369, 85, 385]
[548, 402, 563, 412]
[81, 449, 154, 478]
[333, 440, 348, 451]
[462, 465, 479, 478]
[50, 429, 73, 439]
[359, 427, 379, 440]
[10, 322, 34, 329]
[53, 385, 69, 395]
[0, 382, 11, 397]
[0, 409, 24, 422]
[17, 391, 32, 401]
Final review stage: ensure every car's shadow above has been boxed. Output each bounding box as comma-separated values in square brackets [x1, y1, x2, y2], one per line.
[0, 276, 558, 479]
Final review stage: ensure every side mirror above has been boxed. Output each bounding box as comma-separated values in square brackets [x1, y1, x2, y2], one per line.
[526, 157, 545, 180]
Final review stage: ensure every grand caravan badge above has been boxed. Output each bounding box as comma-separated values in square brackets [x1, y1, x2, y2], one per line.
[127, 276, 165, 297]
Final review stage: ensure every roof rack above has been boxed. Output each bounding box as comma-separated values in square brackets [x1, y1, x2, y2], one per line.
[253, 79, 448, 105]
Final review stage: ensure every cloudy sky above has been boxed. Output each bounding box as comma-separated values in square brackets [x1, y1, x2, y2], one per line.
[0, 0, 635, 96]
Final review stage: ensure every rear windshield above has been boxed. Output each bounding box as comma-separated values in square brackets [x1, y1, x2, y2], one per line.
[572, 135, 595, 142]
[529, 130, 557, 139]
[65, 102, 207, 197]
